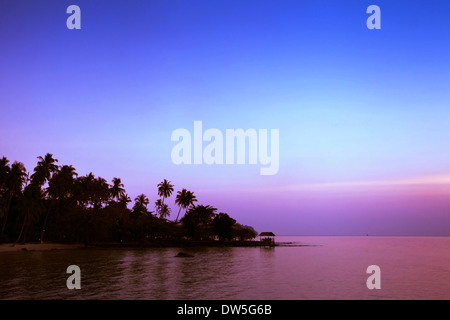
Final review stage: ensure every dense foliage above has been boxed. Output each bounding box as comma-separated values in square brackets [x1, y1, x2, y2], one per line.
[0, 154, 258, 244]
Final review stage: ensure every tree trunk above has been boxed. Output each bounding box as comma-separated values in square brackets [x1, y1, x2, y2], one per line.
[15, 211, 27, 244]
[40, 207, 50, 243]
[1, 193, 13, 236]
[175, 206, 182, 222]
[40, 201, 54, 243]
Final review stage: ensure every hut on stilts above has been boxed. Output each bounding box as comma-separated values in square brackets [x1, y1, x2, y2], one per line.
[258, 232, 276, 247]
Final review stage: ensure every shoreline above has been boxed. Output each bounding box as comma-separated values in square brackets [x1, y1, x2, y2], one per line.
[0, 243, 87, 253]
[0, 240, 308, 252]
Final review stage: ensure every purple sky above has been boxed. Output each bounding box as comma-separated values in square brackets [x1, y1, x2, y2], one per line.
[1, 0, 450, 235]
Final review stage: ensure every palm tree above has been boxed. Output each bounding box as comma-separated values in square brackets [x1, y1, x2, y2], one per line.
[158, 203, 171, 220]
[1, 162, 27, 236]
[15, 183, 43, 244]
[75, 172, 95, 208]
[132, 194, 149, 215]
[154, 198, 163, 216]
[41, 165, 77, 242]
[46, 165, 77, 201]
[190, 205, 217, 224]
[175, 189, 197, 222]
[0, 156, 10, 194]
[0, 157, 10, 227]
[118, 193, 131, 208]
[30, 153, 58, 187]
[157, 179, 174, 205]
[76, 173, 110, 210]
[110, 178, 125, 201]
[14, 154, 58, 242]
[180, 204, 217, 240]
[0, 157, 10, 229]
[93, 177, 110, 210]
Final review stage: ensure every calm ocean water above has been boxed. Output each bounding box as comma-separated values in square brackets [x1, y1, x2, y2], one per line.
[0, 236, 448, 300]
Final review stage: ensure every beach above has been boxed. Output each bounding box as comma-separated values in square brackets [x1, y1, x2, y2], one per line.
[0, 243, 86, 253]
[0, 240, 272, 253]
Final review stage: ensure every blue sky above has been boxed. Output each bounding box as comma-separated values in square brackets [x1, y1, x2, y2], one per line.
[1, 1, 450, 235]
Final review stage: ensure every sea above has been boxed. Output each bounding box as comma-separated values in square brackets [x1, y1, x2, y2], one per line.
[0, 236, 449, 300]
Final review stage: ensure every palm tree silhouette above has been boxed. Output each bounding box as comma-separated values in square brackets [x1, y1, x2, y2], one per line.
[175, 189, 197, 222]
[157, 179, 174, 205]
[15, 183, 43, 244]
[0, 157, 10, 193]
[0, 152, 258, 244]
[110, 178, 125, 201]
[41, 165, 77, 242]
[180, 204, 217, 240]
[94, 177, 110, 210]
[30, 153, 58, 187]
[0, 157, 9, 228]
[118, 193, 131, 208]
[154, 198, 163, 216]
[1, 161, 27, 236]
[14, 153, 59, 243]
[79, 174, 110, 210]
[133, 194, 150, 215]
[191, 205, 217, 223]
[158, 203, 171, 220]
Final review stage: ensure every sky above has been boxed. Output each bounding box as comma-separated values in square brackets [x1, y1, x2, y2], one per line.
[1, 0, 450, 236]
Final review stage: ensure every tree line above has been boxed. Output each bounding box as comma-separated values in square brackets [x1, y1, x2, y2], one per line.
[0, 153, 258, 244]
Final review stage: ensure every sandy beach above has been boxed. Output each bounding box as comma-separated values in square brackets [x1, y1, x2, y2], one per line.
[0, 243, 86, 253]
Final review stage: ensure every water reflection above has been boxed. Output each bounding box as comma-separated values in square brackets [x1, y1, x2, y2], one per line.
[0, 237, 449, 300]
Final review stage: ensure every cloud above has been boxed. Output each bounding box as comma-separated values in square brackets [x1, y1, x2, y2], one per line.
[282, 175, 450, 192]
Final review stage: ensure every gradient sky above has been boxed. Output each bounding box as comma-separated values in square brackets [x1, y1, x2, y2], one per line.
[1, 0, 450, 235]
